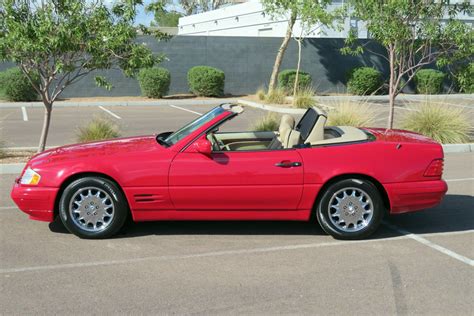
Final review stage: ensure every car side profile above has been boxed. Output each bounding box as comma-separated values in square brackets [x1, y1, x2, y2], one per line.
[11, 103, 448, 239]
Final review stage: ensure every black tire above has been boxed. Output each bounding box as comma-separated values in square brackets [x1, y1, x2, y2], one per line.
[316, 178, 384, 240]
[59, 176, 128, 239]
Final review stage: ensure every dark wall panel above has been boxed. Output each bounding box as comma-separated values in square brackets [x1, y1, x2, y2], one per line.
[0, 36, 389, 97]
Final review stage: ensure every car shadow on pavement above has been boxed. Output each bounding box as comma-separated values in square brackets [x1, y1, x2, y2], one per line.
[48, 194, 473, 239]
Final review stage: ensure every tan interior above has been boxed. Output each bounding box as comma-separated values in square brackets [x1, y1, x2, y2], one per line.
[213, 107, 369, 151]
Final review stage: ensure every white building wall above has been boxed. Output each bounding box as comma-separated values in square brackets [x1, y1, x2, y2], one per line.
[178, 0, 473, 38]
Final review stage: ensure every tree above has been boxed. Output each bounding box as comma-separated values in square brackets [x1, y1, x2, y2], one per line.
[343, 0, 473, 129]
[147, 1, 182, 27]
[0, 0, 161, 152]
[261, 0, 337, 93]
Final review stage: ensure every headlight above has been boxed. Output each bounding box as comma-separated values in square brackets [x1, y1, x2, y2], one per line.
[20, 167, 41, 185]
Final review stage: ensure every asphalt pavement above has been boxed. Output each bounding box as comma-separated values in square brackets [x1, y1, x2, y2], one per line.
[0, 153, 472, 315]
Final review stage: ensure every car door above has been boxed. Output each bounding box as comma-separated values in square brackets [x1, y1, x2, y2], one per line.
[168, 149, 304, 211]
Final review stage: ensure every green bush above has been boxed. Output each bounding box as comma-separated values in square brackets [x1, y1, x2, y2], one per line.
[452, 62, 473, 93]
[76, 117, 121, 143]
[347, 67, 383, 95]
[278, 69, 312, 93]
[414, 69, 445, 94]
[187, 66, 225, 97]
[138, 67, 171, 98]
[1, 68, 39, 101]
[251, 112, 281, 131]
[402, 101, 470, 143]
[256, 86, 266, 101]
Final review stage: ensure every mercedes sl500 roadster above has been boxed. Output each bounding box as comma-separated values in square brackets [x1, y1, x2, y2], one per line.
[11, 103, 447, 239]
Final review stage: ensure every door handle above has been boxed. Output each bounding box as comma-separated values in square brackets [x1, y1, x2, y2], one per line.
[275, 161, 302, 168]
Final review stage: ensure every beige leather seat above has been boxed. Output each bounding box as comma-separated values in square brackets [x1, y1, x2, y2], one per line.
[268, 114, 295, 149]
[305, 107, 328, 144]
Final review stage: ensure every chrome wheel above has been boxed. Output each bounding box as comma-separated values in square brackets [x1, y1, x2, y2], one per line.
[328, 187, 373, 233]
[69, 187, 115, 232]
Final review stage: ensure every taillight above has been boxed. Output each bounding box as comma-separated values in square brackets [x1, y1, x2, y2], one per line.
[424, 159, 444, 177]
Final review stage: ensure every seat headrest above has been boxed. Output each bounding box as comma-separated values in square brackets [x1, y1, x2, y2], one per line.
[279, 114, 295, 135]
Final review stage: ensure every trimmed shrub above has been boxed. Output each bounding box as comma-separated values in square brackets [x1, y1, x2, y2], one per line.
[347, 67, 383, 95]
[76, 116, 121, 143]
[402, 101, 470, 143]
[294, 86, 316, 109]
[278, 69, 312, 93]
[187, 66, 225, 97]
[414, 69, 445, 94]
[1, 68, 39, 101]
[327, 99, 376, 127]
[265, 88, 286, 104]
[251, 112, 281, 131]
[138, 67, 171, 98]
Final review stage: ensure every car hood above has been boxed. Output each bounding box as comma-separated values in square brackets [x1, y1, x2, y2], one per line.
[29, 135, 160, 166]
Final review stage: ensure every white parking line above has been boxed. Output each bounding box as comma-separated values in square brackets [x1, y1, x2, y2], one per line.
[21, 106, 28, 121]
[0, 206, 16, 210]
[169, 104, 203, 116]
[1, 230, 472, 274]
[445, 178, 474, 182]
[98, 106, 121, 120]
[384, 223, 473, 267]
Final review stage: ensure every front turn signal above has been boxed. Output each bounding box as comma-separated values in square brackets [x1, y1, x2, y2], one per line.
[20, 167, 41, 185]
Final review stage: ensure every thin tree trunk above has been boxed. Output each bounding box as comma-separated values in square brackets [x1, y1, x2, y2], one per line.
[292, 36, 303, 106]
[387, 47, 396, 129]
[268, 10, 297, 92]
[38, 103, 52, 153]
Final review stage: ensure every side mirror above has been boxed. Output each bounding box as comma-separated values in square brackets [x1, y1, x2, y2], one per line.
[193, 137, 212, 157]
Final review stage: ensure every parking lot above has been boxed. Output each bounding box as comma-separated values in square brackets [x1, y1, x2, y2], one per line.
[1, 97, 473, 148]
[0, 152, 472, 314]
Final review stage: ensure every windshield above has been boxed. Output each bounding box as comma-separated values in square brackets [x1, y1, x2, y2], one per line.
[164, 107, 225, 145]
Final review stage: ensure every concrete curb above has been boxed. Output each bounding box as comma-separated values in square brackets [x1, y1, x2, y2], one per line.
[1, 144, 472, 175]
[0, 163, 25, 175]
[0, 98, 239, 108]
[238, 99, 307, 114]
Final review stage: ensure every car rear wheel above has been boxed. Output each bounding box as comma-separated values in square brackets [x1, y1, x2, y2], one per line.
[316, 178, 384, 240]
[59, 177, 128, 239]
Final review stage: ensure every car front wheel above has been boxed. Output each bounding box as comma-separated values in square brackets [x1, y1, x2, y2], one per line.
[59, 176, 128, 239]
[316, 178, 384, 240]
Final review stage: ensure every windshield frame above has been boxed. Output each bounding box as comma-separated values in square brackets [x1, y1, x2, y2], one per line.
[161, 107, 226, 147]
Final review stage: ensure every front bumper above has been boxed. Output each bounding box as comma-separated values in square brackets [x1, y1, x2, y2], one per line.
[385, 180, 448, 214]
[10, 182, 59, 222]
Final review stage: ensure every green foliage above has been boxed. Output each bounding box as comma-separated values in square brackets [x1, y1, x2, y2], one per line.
[347, 67, 383, 95]
[138, 67, 171, 98]
[452, 62, 474, 93]
[76, 117, 121, 143]
[265, 88, 286, 104]
[187, 66, 225, 97]
[252, 112, 281, 131]
[278, 69, 312, 94]
[402, 101, 470, 144]
[262, 0, 340, 29]
[1, 68, 39, 101]
[414, 69, 445, 94]
[146, 1, 182, 27]
[327, 99, 376, 127]
[0, 0, 160, 151]
[294, 86, 316, 109]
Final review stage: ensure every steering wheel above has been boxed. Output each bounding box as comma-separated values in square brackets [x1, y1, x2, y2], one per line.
[208, 133, 222, 151]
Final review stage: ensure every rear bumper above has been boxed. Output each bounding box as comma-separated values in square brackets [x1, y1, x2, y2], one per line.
[10, 183, 58, 222]
[385, 180, 448, 214]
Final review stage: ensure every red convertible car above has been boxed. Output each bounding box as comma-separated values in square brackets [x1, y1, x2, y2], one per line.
[11, 103, 447, 239]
